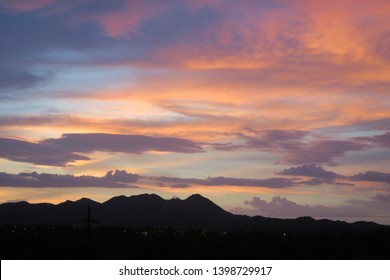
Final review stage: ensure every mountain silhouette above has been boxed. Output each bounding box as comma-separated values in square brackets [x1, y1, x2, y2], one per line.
[0, 193, 387, 232]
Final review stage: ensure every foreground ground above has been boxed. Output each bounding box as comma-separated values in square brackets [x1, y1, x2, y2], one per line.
[1, 225, 389, 259]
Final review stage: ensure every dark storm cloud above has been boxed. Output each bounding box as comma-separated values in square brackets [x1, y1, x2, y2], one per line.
[0, 133, 203, 166]
[0, 170, 138, 188]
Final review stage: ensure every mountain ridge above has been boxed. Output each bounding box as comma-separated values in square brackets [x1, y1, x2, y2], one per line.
[0, 193, 387, 232]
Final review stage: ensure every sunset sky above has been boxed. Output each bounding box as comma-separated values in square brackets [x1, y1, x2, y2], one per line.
[1, 0, 390, 224]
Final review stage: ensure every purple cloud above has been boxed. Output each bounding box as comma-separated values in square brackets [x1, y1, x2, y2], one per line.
[0, 65, 51, 92]
[372, 194, 390, 203]
[152, 167, 362, 188]
[356, 132, 390, 148]
[243, 196, 366, 218]
[373, 132, 390, 148]
[326, 118, 390, 132]
[345, 194, 390, 217]
[283, 140, 366, 165]
[0, 171, 138, 188]
[279, 165, 390, 186]
[103, 169, 140, 183]
[153, 176, 295, 188]
[0, 137, 90, 166]
[40, 133, 203, 154]
[244, 129, 307, 151]
[41, 133, 203, 154]
[243, 130, 368, 165]
[297, 178, 354, 186]
[349, 171, 390, 185]
[0, 133, 203, 166]
[171, 183, 191, 189]
[278, 164, 343, 179]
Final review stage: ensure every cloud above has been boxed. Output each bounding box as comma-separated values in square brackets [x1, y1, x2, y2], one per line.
[278, 166, 390, 187]
[242, 130, 368, 165]
[0, 170, 296, 189]
[278, 164, 343, 179]
[0, 137, 90, 166]
[283, 140, 367, 165]
[345, 194, 390, 217]
[297, 178, 354, 187]
[0, 0, 54, 11]
[0, 65, 52, 93]
[171, 183, 191, 189]
[372, 194, 390, 203]
[349, 171, 390, 186]
[356, 132, 390, 148]
[243, 196, 366, 218]
[1, 0, 390, 115]
[152, 176, 295, 188]
[41, 133, 203, 154]
[324, 118, 390, 133]
[244, 130, 307, 150]
[91, 0, 166, 38]
[347, 194, 390, 206]
[103, 169, 140, 183]
[0, 133, 203, 166]
[0, 171, 138, 188]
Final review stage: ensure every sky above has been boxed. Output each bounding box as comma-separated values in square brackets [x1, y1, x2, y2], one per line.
[1, 0, 390, 224]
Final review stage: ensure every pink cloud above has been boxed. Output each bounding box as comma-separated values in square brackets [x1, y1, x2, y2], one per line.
[244, 196, 366, 218]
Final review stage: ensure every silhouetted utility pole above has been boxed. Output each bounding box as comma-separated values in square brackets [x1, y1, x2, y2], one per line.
[82, 205, 97, 259]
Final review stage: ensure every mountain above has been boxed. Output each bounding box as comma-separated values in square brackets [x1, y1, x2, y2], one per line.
[0, 194, 387, 232]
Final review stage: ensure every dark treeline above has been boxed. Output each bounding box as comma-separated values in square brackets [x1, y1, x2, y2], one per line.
[1, 224, 389, 260]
